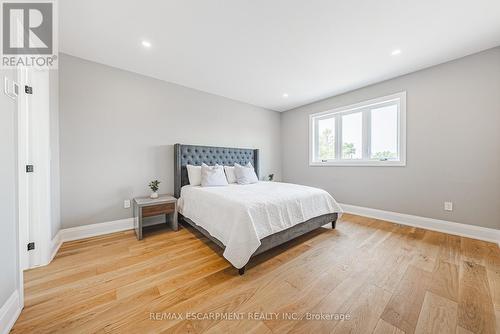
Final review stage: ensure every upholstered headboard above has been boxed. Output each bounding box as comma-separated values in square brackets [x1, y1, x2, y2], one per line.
[174, 144, 259, 198]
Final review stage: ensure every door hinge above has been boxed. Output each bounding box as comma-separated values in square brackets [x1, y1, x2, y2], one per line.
[27, 242, 35, 251]
[26, 164, 34, 173]
[25, 85, 33, 94]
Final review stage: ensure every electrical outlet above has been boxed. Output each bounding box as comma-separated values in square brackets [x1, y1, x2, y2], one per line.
[124, 200, 131, 209]
[444, 201, 453, 211]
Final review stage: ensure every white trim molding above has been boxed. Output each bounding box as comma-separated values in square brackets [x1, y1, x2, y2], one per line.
[31, 218, 134, 268]
[60, 218, 134, 242]
[49, 231, 63, 264]
[309, 91, 406, 167]
[0, 290, 22, 334]
[340, 203, 500, 245]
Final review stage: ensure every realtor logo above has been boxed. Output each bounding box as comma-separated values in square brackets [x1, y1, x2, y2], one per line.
[1, 0, 57, 68]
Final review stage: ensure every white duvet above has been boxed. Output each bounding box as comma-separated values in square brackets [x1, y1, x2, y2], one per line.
[178, 181, 342, 268]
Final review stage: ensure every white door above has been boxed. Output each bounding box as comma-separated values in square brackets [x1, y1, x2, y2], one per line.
[17, 67, 52, 269]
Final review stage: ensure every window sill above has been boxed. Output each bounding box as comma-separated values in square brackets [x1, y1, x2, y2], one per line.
[309, 160, 406, 167]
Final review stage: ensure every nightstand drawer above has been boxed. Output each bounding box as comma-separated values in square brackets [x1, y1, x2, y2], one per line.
[133, 194, 178, 240]
[142, 203, 175, 217]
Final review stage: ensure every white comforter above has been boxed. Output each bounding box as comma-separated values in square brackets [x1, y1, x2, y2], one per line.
[178, 181, 342, 268]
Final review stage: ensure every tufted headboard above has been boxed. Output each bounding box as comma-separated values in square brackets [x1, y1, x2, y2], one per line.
[174, 144, 259, 198]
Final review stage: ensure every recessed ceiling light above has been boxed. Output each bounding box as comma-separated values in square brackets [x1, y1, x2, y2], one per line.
[282, 93, 289, 98]
[141, 40, 152, 48]
[391, 49, 401, 56]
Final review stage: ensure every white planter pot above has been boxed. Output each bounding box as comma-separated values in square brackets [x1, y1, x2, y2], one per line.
[150, 192, 159, 199]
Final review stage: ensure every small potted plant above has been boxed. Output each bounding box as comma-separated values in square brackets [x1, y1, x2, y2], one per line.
[148, 180, 160, 199]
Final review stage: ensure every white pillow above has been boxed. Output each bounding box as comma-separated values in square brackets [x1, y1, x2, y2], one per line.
[186, 165, 202, 186]
[201, 164, 229, 187]
[234, 162, 258, 185]
[224, 166, 237, 184]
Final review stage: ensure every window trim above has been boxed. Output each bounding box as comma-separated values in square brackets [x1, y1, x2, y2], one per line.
[309, 91, 406, 167]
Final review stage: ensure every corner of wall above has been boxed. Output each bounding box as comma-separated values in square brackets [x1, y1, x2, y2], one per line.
[0, 290, 22, 334]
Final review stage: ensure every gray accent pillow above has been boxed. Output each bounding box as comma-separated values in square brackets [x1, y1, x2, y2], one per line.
[234, 162, 258, 185]
[201, 164, 229, 187]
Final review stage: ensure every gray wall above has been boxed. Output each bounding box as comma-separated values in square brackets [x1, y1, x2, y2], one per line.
[0, 69, 19, 305]
[50, 69, 61, 238]
[281, 47, 500, 229]
[59, 54, 282, 228]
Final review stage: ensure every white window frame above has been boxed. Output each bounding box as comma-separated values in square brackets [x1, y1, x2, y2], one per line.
[309, 92, 406, 167]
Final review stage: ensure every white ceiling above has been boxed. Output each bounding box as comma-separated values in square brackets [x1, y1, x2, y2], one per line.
[60, 0, 500, 112]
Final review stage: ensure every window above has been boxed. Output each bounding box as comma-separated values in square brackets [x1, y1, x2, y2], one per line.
[341, 112, 362, 159]
[310, 92, 406, 166]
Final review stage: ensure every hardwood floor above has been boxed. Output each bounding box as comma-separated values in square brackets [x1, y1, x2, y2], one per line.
[12, 214, 500, 333]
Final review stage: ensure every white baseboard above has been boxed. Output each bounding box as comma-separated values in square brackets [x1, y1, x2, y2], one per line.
[49, 231, 63, 262]
[60, 218, 134, 242]
[47, 205, 500, 266]
[0, 290, 22, 334]
[35, 218, 134, 268]
[340, 203, 500, 245]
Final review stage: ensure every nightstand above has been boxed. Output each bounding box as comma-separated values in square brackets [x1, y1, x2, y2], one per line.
[133, 194, 178, 240]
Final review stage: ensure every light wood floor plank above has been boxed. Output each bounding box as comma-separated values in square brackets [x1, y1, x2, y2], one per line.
[438, 234, 462, 266]
[11, 215, 499, 333]
[429, 260, 459, 302]
[331, 284, 392, 334]
[458, 260, 496, 334]
[410, 230, 444, 272]
[461, 238, 489, 266]
[380, 265, 433, 334]
[415, 291, 458, 334]
[373, 319, 405, 334]
[456, 326, 475, 334]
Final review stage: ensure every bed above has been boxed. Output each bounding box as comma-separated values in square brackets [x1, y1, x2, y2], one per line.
[174, 144, 342, 274]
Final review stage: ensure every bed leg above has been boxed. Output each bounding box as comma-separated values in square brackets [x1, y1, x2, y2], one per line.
[332, 221, 336, 229]
[238, 266, 246, 275]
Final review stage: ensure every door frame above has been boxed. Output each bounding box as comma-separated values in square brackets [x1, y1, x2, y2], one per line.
[17, 67, 30, 272]
[17, 67, 53, 272]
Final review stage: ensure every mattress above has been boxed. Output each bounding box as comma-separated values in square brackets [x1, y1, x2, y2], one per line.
[178, 181, 342, 268]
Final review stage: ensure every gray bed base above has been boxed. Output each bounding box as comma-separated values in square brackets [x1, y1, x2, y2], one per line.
[179, 213, 337, 275]
[173, 143, 338, 275]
